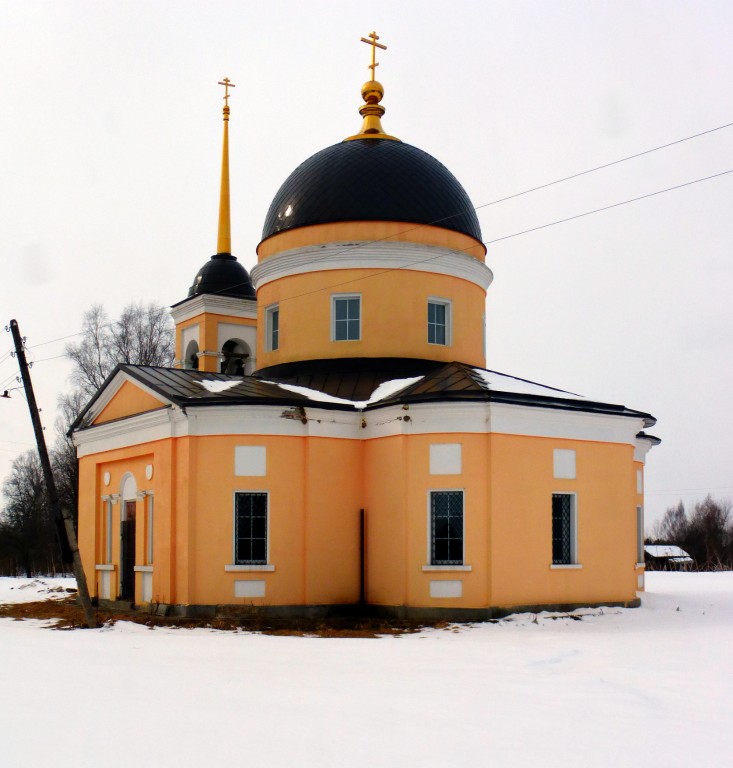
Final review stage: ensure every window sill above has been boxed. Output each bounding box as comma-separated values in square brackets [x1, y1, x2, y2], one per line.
[225, 564, 275, 572]
[635, 563, 646, 569]
[95, 564, 115, 571]
[422, 565, 472, 572]
[549, 564, 583, 570]
[133, 565, 153, 573]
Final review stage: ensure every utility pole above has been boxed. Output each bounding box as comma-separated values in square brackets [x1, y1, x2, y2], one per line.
[8, 318, 97, 628]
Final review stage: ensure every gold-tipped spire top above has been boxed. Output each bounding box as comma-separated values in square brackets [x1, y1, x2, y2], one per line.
[216, 78, 236, 254]
[361, 31, 386, 77]
[344, 31, 400, 142]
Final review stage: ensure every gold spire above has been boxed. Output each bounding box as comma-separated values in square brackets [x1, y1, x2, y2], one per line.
[344, 31, 400, 142]
[216, 77, 235, 254]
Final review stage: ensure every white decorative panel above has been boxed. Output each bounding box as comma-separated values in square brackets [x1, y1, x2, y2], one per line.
[429, 443, 462, 475]
[636, 469, 643, 494]
[141, 572, 153, 602]
[637, 573, 644, 591]
[103, 471, 111, 487]
[430, 580, 463, 598]
[100, 571, 111, 600]
[235, 580, 266, 598]
[145, 464, 154, 480]
[217, 322, 256, 352]
[181, 324, 199, 348]
[234, 446, 266, 477]
[553, 449, 576, 479]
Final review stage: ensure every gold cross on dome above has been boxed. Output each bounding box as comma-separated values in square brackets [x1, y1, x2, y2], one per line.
[218, 77, 236, 107]
[360, 31, 387, 78]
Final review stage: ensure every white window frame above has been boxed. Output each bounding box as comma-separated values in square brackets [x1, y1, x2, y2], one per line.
[231, 490, 270, 568]
[550, 492, 581, 568]
[331, 293, 362, 342]
[426, 489, 466, 567]
[427, 297, 452, 346]
[265, 304, 279, 352]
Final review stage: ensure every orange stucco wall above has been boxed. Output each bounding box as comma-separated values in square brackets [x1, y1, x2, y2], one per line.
[258, 220, 487, 261]
[93, 381, 166, 425]
[488, 434, 639, 608]
[79, 424, 642, 612]
[257, 269, 487, 370]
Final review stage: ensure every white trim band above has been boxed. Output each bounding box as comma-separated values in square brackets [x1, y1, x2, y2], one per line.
[251, 241, 494, 291]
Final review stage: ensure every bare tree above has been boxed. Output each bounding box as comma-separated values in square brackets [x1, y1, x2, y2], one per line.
[65, 302, 174, 399]
[51, 390, 89, 529]
[0, 451, 57, 576]
[653, 501, 688, 543]
[652, 496, 733, 569]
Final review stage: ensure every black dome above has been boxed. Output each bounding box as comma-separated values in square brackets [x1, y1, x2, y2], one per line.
[261, 139, 482, 242]
[188, 253, 256, 299]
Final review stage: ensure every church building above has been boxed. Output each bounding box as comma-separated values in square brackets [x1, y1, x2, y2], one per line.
[72, 34, 659, 619]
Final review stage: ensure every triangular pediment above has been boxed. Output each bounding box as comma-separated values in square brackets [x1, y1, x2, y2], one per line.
[91, 377, 169, 425]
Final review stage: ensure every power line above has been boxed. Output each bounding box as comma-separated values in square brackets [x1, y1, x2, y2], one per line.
[471, 119, 733, 215]
[485, 169, 733, 245]
[270, 167, 733, 307]
[8, 119, 733, 350]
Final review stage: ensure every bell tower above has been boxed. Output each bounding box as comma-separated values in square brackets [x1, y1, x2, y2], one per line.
[171, 78, 257, 375]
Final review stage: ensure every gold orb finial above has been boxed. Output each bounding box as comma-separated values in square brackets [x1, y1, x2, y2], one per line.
[344, 31, 400, 142]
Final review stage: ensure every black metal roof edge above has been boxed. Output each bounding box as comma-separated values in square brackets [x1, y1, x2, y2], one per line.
[636, 431, 662, 445]
[366, 389, 654, 422]
[68, 363, 129, 434]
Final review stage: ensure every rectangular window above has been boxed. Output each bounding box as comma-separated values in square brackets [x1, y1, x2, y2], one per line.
[146, 495, 154, 565]
[636, 505, 644, 563]
[552, 493, 577, 565]
[234, 492, 268, 565]
[430, 490, 464, 565]
[428, 299, 451, 345]
[332, 294, 361, 341]
[266, 305, 279, 352]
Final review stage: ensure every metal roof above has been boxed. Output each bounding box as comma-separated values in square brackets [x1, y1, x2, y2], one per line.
[72, 359, 656, 432]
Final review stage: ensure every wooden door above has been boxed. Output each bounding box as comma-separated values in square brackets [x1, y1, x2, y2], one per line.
[119, 501, 136, 600]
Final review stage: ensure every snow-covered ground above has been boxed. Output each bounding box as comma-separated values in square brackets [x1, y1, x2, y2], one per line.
[1, 572, 731, 768]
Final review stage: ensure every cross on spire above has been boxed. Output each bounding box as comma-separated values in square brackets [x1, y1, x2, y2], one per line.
[360, 31, 387, 79]
[218, 77, 236, 108]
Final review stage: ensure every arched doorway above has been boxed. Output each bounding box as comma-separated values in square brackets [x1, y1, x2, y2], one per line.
[119, 473, 138, 601]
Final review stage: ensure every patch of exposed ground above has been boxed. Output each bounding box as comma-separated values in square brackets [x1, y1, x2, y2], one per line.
[0, 597, 439, 637]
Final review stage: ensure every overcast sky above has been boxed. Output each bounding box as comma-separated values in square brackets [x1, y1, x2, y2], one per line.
[1, 1, 731, 530]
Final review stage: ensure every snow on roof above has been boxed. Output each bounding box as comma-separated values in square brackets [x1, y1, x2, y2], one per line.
[472, 368, 585, 400]
[269, 376, 424, 410]
[645, 545, 693, 561]
[196, 379, 242, 393]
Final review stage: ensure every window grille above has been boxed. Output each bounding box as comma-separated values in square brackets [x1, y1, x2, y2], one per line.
[431, 490, 464, 565]
[552, 493, 573, 564]
[428, 301, 447, 345]
[333, 296, 360, 341]
[235, 492, 268, 564]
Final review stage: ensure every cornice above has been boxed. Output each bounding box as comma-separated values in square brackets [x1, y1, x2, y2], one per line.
[170, 293, 257, 325]
[250, 241, 494, 291]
